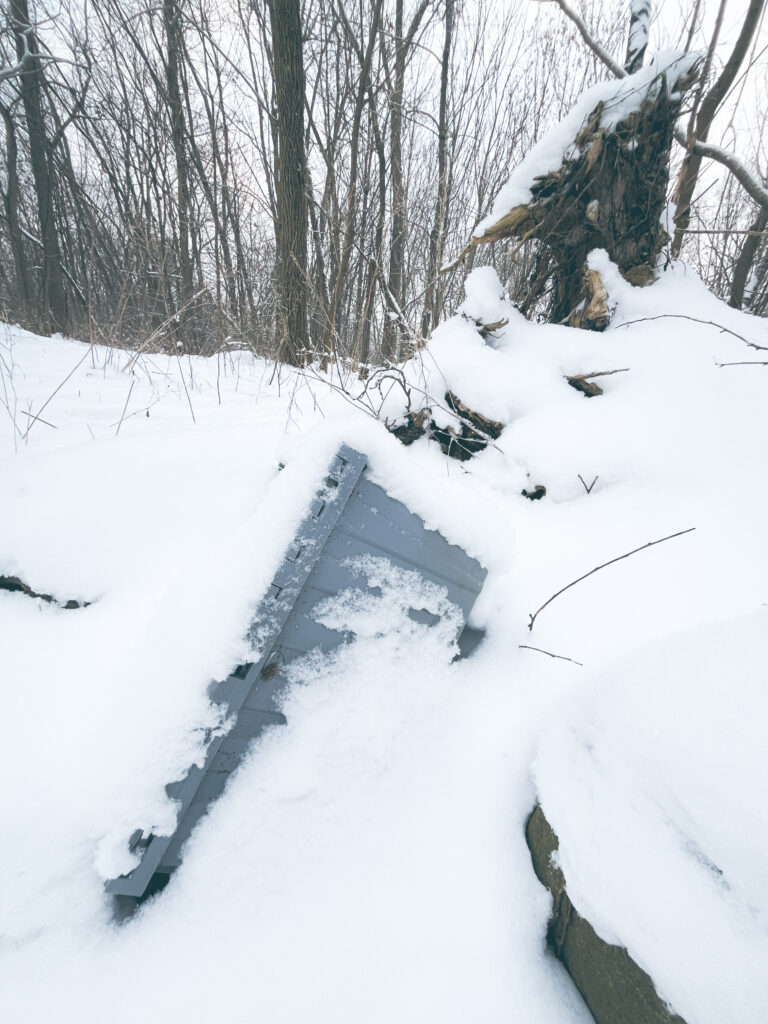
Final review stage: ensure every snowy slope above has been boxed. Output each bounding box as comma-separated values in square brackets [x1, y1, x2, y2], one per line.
[1, 258, 767, 1023]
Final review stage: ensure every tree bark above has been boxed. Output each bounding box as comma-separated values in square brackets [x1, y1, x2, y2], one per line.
[381, 0, 429, 361]
[11, 0, 68, 332]
[729, 208, 768, 309]
[382, 0, 406, 363]
[458, 59, 701, 326]
[624, 1, 650, 74]
[268, 0, 309, 366]
[0, 101, 30, 324]
[672, 0, 766, 256]
[162, 0, 194, 331]
[421, 0, 454, 338]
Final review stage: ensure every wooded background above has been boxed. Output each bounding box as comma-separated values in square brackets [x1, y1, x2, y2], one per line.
[1, 0, 766, 364]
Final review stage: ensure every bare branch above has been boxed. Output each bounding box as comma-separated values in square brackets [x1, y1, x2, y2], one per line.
[577, 474, 598, 494]
[23, 349, 91, 441]
[716, 360, 768, 367]
[545, 0, 626, 78]
[519, 645, 583, 667]
[527, 528, 696, 631]
[676, 134, 768, 210]
[614, 314, 768, 352]
[566, 368, 630, 381]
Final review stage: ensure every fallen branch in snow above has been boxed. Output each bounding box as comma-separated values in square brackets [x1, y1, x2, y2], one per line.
[716, 360, 768, 367]
[388, 390, 505, 462]
[444, 391, 504, 441]
[568, 378, 603, 397]
[0, 575, 89, 609]
[527, 527, 696, 631]
[569, 368, 631, 380]
[20, 409, 56, 429]
[519, 644, 583, 666]
[566, 367, 630, 397]
[476, 318, 509, 340]
[615, 315, 768, 352]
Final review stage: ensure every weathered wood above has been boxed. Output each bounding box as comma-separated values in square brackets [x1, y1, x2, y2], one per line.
[388, 407, 431, 446]
[454, 60, 700, 326]
[566, 367, 630, 397]
[388, 393, 505, 463]
[569, 269, 610, 331]
[444, 391, 504, 440]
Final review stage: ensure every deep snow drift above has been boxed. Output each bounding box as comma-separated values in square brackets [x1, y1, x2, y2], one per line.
[1, 259, 767, 1023]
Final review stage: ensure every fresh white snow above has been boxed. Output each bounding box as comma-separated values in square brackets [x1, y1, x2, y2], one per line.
[1, 256, 767, 1023]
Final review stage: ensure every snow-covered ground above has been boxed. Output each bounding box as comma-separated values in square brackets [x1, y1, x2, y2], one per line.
[1, 259, 767, 1023]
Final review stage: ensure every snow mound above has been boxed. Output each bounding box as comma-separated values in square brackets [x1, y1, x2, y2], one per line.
[534, 610, 768, 1024]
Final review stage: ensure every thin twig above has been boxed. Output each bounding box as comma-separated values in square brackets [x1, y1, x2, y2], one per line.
[527, 527, 696, 631]
[20, 409, 56, 429]
[567, 368, 630, 381]
[578, 474, 598, 494]
[23, 349, 91, 440]
[122, 288, 209, 373]
[115, 378, 136, 437]
[682, 228, 766, 235]
[614, 315, 768, 352]
[716, 360, 768, 367]
[519, 644, 583, 666]
[176, 354, 197, 424]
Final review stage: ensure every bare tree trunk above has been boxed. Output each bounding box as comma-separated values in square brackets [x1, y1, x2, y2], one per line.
[11, 0, 68, 332]
[672, 0, 766, 256]
[729, 208, 768, 308]
[0, 101, 30, 324]
[748, 239, 768, 313]
[382, 0, 406, 363]
[421, 0, 454, 338]
[381, 0, 429, 361]
[163, 0, 194, 323]
[268, 0, 309, 366]
[624, 1, 650, 74]
[322, 0, 384, 361]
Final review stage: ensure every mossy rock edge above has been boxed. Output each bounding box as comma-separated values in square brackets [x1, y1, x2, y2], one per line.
[525, 805, 687, 1024]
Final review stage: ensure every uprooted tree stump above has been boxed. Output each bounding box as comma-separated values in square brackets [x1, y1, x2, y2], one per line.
[452, 57, 701, 327]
